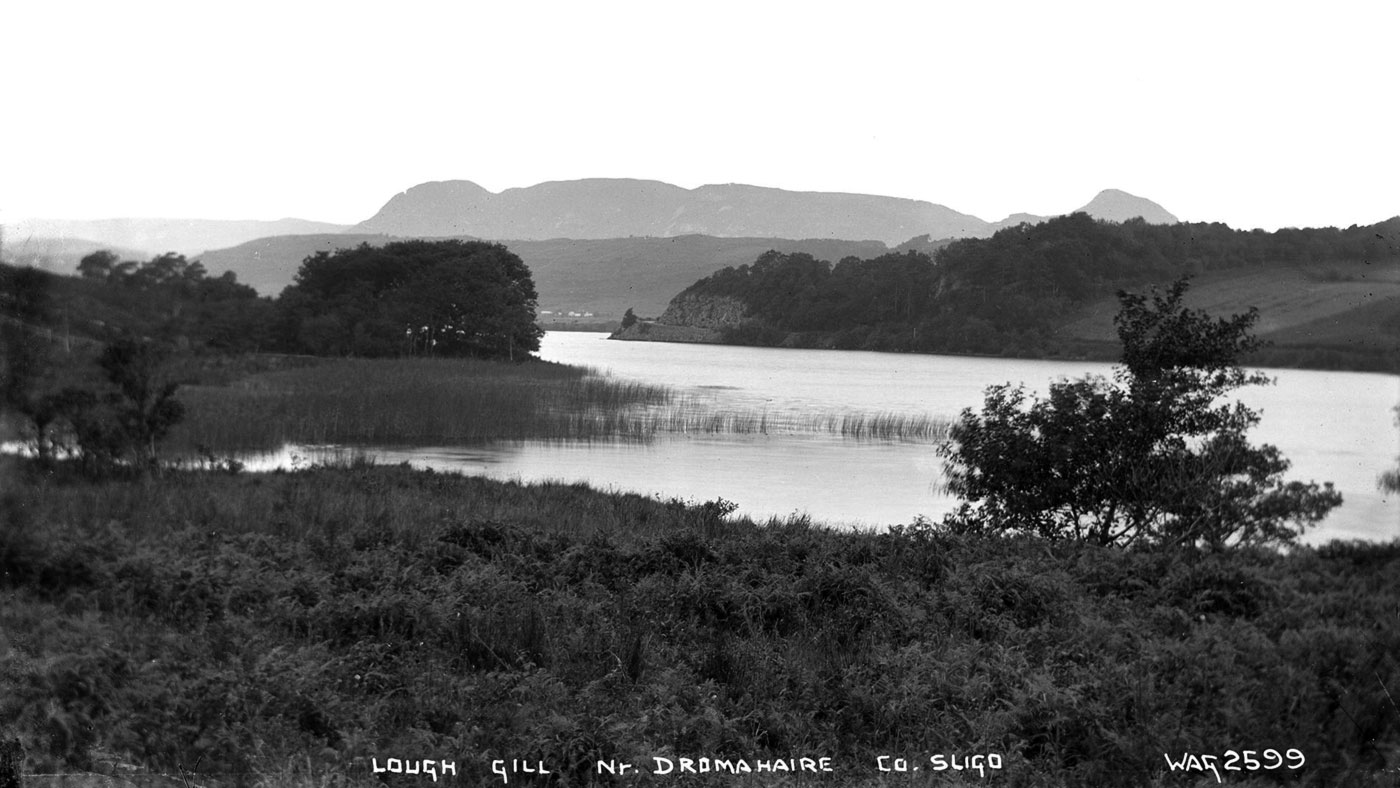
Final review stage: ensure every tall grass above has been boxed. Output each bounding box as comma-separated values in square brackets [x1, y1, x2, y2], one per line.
[569, 401, 949, 442]
[171, 357, 672, 451]
[171, 357, 949, 453]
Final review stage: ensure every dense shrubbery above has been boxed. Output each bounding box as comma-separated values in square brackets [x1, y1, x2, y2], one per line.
[2, 264, 189, 473]
[1, 462, 1396, 786]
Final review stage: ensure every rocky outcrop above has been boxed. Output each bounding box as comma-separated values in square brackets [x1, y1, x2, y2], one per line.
[610, 321, 720, 343]
[610, 294, 749, 343]
[656, 294, 749, 330]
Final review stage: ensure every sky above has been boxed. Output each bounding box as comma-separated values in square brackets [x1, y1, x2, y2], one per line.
[3, 0, 1396, 231]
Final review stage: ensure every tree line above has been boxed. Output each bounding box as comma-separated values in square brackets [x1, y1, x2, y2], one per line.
[673, 213, 1399, 364]
[1, 239, 545, 473]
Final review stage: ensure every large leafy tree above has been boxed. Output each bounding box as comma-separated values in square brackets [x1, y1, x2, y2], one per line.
[940, 277, 1342, 549]
[276, 240, 543, 359]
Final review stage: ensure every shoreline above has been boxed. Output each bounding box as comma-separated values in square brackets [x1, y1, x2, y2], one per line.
[606, 323, 1399, 375]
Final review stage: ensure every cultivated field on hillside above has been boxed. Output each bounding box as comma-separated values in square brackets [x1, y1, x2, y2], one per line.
[1057, 260, 1400, 349]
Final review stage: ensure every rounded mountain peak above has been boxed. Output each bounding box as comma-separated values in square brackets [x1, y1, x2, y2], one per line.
[1076, 189, 1179, 224]
[358, 181, 496, 237]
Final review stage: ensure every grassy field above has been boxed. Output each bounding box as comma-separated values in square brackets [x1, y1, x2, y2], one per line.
[1057, 261, 1400, 370]
[2, 459, 1398, 786]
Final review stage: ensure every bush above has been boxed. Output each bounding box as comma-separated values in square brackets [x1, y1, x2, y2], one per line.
[940, 277, 1341, 549]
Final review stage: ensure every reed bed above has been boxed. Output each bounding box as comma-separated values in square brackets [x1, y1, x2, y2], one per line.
[170, 357, 949, 454]
[171, 357, 672, 452]
[554, 401, 949, 442]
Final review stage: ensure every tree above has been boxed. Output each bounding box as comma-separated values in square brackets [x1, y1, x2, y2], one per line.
[77, 250, 119, 281]
[621, 308, 638, 329]
[95, 338, 185, 469]
[276, 240, 543, 360]
[939, 276, 1342, 549]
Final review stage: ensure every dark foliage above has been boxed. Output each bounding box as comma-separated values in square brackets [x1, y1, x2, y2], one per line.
[275, 239, 543, 360]
[4, 254, 272, 354]
[0, 463, 1396, 785]
[940, 277, 1342, 548]
[0, 263, 188, 471]
[94, 338, 186, 467]
[1, 266, 66, 462]
[673, 214, 1399, 366]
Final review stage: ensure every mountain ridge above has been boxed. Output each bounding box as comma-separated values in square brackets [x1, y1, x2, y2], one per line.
[352, 179, 1170, 245]
[5, 181, 1178, 256]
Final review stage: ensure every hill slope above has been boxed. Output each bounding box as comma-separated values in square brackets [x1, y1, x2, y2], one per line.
[0, 236, 152, 275]
[4, 217, 351, 257]
[628, 214, 1400, 371]
[1056, 260, 1400, 365]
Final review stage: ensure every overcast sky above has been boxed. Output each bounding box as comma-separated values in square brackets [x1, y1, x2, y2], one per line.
[4, 0, 1396, 231]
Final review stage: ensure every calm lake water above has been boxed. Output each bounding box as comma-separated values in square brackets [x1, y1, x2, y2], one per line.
[258, 332, 1400, 545]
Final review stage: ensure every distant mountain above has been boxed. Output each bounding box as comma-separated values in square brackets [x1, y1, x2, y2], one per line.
[0, 236, 151, 276]
[990, 212, 1054, 230]
[1073, 189, 1178, 224]
[354, 179, 993, 245]
[8, 182, 1182, 319]
[989, 189, 1178, 231]
[194, 233, 889, 318]
[6, 183, 1179, 261]
[4, 217, 352, 257]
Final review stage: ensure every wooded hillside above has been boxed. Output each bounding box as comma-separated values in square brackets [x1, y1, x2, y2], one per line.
[662, 214, 1400, 370]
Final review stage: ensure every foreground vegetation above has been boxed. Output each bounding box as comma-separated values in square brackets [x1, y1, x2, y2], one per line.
[2, 460, 1397, 787]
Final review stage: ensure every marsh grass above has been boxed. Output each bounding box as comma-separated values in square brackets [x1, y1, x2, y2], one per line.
[170, 357, 672, 451]
[170, 357, 949, 453]
[581, 399, 949, 442]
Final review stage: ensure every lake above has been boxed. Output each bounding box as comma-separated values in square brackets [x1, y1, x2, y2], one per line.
[253, 332, 1400, 545]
